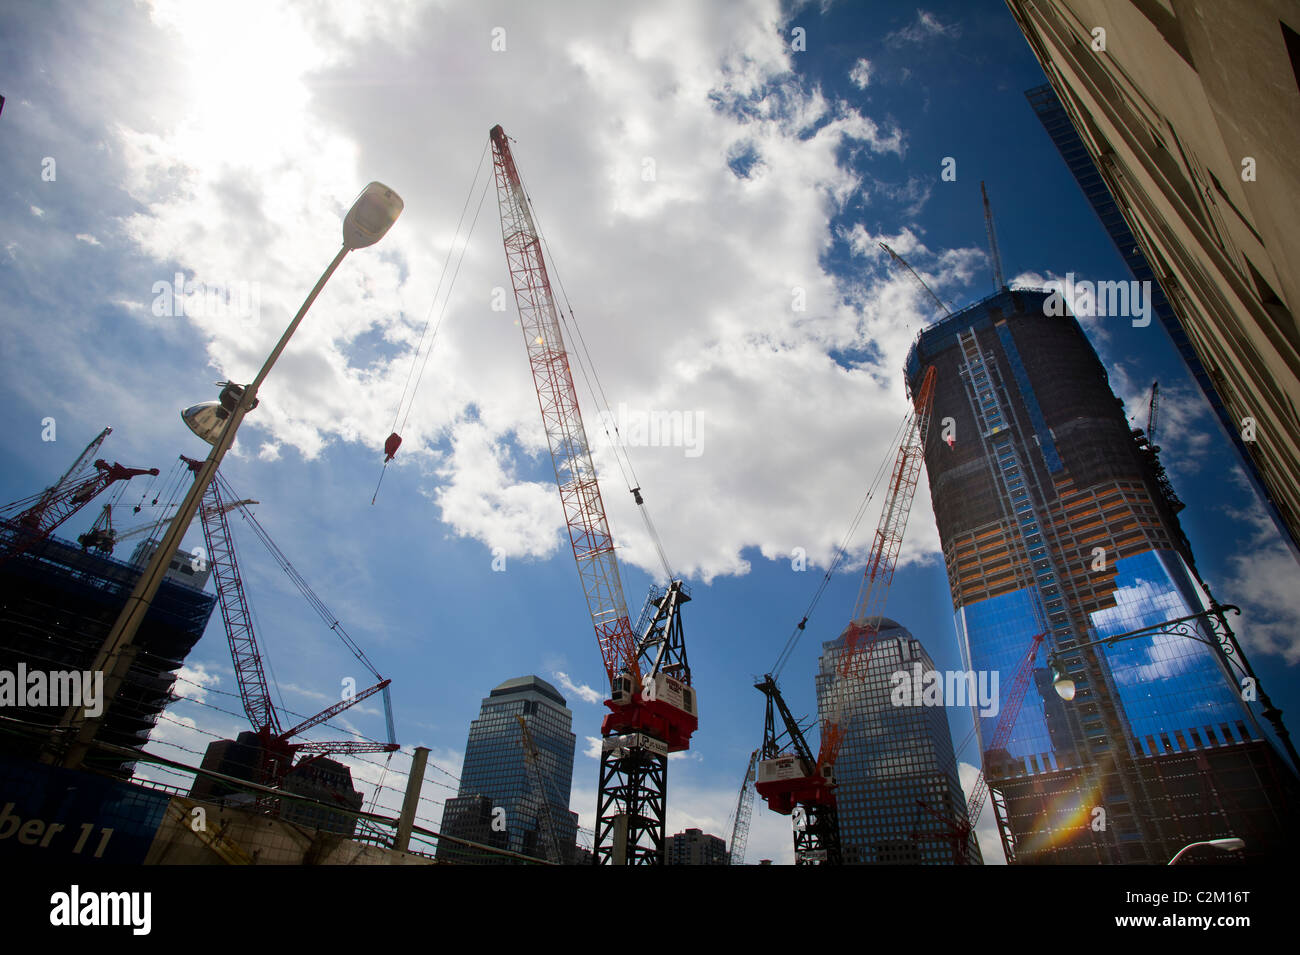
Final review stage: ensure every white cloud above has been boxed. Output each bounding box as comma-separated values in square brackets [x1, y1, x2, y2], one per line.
[1219, 476, 1300, 664]
[887, 9, 961, 46]
[95, 0, 954, 587]
[175, 662, 220, 705]
[553, 670, 603, 705]
[849, 57, 871, 90]
[583, 736, 602, 759]
[30, 205, 44, 217]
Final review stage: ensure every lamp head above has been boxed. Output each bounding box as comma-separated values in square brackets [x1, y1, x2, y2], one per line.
[343, 181, 403, 250]
[181, 401, 227, 446]
[1049, 653, 1076, 701]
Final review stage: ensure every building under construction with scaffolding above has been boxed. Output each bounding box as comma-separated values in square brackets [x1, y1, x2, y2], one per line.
[904, 287, 1300, 863]
[0, 533, 216, 778]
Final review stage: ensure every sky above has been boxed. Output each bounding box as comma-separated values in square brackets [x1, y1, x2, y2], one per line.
[2, 0, 1297, 865]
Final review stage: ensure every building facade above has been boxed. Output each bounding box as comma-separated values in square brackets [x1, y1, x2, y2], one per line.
[665, 827, 727, 865]
[905, 288, 1299, 863]
[1007, 0, 1300, 561]
[1024, 81, 1298, 564]
[438, 675, 579, 864]
[816, 619, 981, 865]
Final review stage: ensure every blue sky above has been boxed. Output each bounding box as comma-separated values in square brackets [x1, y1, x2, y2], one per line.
[2, 0, 1296, 864]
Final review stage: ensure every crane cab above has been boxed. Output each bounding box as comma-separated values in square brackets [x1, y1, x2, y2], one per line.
[755, 756, 834, 815]
[603, 671, 698, 752]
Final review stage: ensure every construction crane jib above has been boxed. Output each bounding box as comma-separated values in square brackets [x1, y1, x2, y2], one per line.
[488, 124, 638, 691]
[489, 124, 696, 864]
[754, 365, 936, 864]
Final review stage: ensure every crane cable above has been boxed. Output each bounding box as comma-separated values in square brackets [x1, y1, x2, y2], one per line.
[769, 405, 914, 680]
[217, 472, 384, 681]
[373, 141, 492, 504]
[514, 153, 676, 582]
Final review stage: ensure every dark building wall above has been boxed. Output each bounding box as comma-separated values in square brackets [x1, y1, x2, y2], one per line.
[281, 756, 363, 836]
[816, 624, 981, 865]
[904, 289, 1299, 863]
[0, 534, 215, 776]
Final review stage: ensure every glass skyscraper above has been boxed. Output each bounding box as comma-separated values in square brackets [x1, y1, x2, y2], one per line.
[816, 619, 980, 865]
[904, 288, 1299, 863]
[438, 675, 579, 864]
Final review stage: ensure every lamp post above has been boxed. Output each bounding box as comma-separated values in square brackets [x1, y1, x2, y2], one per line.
[1047, 587, 1300, 777]
[1168, 837, 1245, 865]
[47, 182, 403, 770]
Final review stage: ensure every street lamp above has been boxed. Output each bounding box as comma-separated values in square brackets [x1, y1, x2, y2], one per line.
[1049, 653, 1075, 701]
[47, 182, 403, 770]
[1168, 837, 1245, 865]
[1047, 592, 1300, 778]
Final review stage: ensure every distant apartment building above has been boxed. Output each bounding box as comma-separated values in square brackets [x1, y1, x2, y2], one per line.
[1007, 0, 1300, 558]
[438, 676, 579, 864]
[280, 756, 364, 836]
[816, 619, 981, 865]
[905, 288, 1299, 862]
[665, 828, 727, 865]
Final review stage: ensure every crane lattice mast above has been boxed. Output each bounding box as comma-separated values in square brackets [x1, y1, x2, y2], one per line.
[489, 124, 696, 865]
[728, 750, 758, 865]
[1, 443, 158, 568]
[517, 715, 565, 864]
[186, 457, 396, 800]
[981, 181, 1006, 291]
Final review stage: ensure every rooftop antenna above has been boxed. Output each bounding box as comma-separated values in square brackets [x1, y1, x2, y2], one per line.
[981, 181, 1006, 292]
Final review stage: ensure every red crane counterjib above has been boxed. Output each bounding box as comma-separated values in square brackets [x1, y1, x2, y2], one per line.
[601, 698, 697, 752]
[755, 764, 834, 816]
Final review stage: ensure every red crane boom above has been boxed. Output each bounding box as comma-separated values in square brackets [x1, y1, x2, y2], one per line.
[755, 366, 936, 864]
[489, 124, 696, 864]
[2, 448, 159, 568]
[914, 630, 1044, 863]
[488, 124, 638, 689]
[184, 456, 397, 797]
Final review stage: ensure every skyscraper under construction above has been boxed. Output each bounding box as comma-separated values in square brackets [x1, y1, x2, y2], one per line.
[904, 287, 1299, 863]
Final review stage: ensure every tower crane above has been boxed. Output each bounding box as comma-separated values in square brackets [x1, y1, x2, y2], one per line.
[489, 124, 696, 865]
[981, 181, 1007, 292]
[179, 457, 397, 799]
[78, 498, 257, 556]
[1, 428, 158, 567]
[727, 749, 758, 865]
[1146, 381, 1159, 446]
[912, 630, 1044, 864]
[755, 365, 937, 864]
[879, 242, 952, 318]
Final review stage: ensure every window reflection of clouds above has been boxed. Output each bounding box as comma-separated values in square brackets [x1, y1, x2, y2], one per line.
[955, 549, 1255, 779]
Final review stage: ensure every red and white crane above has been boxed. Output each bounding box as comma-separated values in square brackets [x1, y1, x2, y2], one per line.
[181, 457, 397, 797]
[1, 427, 159, 567]
[755, 366, 936, 864]
[489, 124, 696, 864]
[913, 629, 1044, 863]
